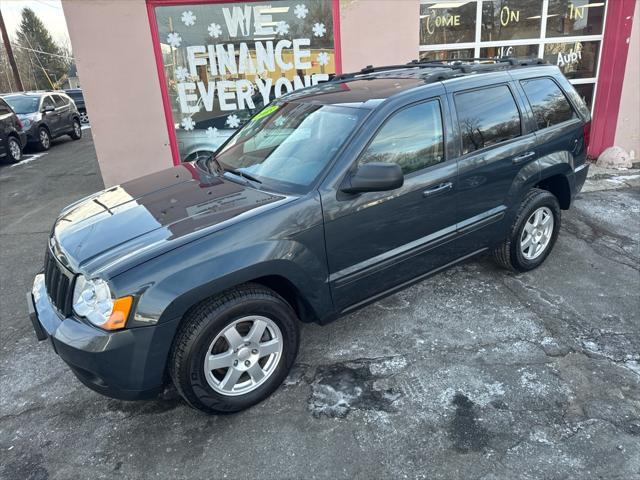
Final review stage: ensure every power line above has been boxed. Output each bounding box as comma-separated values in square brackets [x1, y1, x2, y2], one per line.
[12, 44, 73, 60]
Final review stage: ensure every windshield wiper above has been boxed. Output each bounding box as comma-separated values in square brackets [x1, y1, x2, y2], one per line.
[223, 168, 263, 185]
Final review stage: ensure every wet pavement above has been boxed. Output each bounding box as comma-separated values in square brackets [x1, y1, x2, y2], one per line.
[1, 132, 638, 479]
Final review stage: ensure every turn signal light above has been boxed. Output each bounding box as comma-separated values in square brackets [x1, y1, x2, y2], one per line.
[103, 296, 133, 331]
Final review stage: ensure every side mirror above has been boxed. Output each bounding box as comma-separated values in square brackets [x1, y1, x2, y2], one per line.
[42, 105, 55, 113]
[340, 162, 404, 194]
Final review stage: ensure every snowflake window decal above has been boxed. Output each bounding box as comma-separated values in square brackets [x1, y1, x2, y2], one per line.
[175, 66, 189, 82]
[226, 114, 240, 129]
[316, 52, 330, 66]
[208, 23, 223, 38]
[181, 117, 195, 131]
[181, 10, 196, 27]
[312, 23, 326, 38]
[167, 32, 182, 48]
[275, 21, 290, 36]
[294, 4, 308, 19]
[206, 126, 218, 138]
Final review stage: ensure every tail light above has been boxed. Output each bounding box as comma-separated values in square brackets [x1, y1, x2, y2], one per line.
[583, 121, 591, 150]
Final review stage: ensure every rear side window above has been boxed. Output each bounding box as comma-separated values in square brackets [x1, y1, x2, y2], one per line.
[0, 99, 11, 115]
[455, 85, 521, 155]
[360, 100, 445, 175]
[521, 78, 577, 130]
[52, 95, 67, 107]
[42, 96, 55, 109]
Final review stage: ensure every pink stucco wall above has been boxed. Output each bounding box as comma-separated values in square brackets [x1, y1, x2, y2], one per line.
[61, 0, 174, 187]
[614, 5, 639, 159]
[340, 0, 419, 72]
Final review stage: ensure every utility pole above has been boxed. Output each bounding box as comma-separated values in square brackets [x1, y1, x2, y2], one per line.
[0, 7, 24, 91]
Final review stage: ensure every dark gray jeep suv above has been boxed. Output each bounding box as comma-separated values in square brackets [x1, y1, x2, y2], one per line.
[28, 59, 591, 414]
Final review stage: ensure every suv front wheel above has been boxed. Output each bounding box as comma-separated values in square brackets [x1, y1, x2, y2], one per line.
[493, 188, 561, 272]
[170, 284, 300, 414]
[7, 136, 22, 163]
[36, 127, 51, 151]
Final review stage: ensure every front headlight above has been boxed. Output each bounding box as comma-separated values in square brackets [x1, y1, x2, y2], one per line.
[72, 275, 132, 330]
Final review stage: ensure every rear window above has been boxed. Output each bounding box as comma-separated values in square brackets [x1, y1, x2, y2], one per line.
[521, 78, 577, 130]
[455, 85, 521, 155]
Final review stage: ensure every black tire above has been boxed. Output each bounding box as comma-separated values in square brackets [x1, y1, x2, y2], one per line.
[169, 283, 300, 414]
[6, 136, 22, 163]
[492, 188, 561, 272]
[36, 127, 51, 151]
[69, 118, 82, 140]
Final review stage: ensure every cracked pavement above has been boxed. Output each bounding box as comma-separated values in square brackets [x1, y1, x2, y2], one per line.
[1, 132, 638, 479]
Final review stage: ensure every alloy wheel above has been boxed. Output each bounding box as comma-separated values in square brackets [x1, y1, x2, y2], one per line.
[40, 129, 50, 149]
[204, 316, 283, 396]
[74, 121, 81, 137]
[520, 206, 554, 260]
[8, 138, 21, 161]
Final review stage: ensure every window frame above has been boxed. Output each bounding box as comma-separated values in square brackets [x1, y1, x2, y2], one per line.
[519, 76, 579, 132]
[453, 82, 524, 157]
[355, 97, 448, 179]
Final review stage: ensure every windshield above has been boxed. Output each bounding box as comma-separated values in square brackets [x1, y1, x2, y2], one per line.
[4, 95, 40, 114]
[212, 102, 365, 193]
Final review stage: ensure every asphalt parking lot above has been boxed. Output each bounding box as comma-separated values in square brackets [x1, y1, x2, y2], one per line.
[1, 131, 638, 479]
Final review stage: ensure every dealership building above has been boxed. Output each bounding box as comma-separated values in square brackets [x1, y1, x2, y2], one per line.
[60, 0, 638, 186]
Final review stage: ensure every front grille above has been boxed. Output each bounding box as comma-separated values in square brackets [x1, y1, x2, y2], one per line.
[44, 249, 74, 316]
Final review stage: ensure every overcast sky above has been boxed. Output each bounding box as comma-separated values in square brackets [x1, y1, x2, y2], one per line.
[2, 0, 71, 46]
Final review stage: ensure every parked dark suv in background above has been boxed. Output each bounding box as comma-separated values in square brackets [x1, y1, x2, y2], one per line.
[2, 91, 82, 151]
[64, 89, 89, 124]
[28, 59, 591, 414]
[0, 97, 26, 163]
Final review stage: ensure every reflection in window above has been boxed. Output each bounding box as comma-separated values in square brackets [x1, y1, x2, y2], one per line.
[481, 0, 543, 41]
[546, 0, 606, 37]
[521, 78, 577, 129]
[480, 44, 538, 59]
[455, 85, 521, 154]
[420, 1, 476, 45]
[543, 41, 600, 79]
[419, 48, 474, 61]
[152, 0, 336, 162]
[360, 101, 444, 175]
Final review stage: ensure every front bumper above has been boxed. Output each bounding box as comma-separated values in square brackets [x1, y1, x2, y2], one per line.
[28, 274, 179, 400]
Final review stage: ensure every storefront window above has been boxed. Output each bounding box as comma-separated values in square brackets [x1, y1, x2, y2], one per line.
[419, 1, 476, 45]
[151, 0, 337, 162]
[543, 41, 600, 78]
[546, 0, 606, 37]
[419, 48, 474, 61]
[573, 83, 595, 109]
[479, 44, 538, 58]
[481, 0, 543, 41]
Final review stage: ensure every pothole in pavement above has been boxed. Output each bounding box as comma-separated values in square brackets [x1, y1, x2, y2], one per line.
[307, 356, 406, 418]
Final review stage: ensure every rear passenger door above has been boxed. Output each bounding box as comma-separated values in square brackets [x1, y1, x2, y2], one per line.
[42, 95, 61, 135]
[52, 95, 70, 133]
[446, 81, 538, 249]
[516, 76, 587, 168]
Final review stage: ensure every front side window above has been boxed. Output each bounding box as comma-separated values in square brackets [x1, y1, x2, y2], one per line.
[42, 97, 55, 110]
[521, 78, 576, 130]
[52, 95, 67, 107]
[359, 100, 445, 175]
[455, 85, 521, 155]
[214, 102, 364, 192]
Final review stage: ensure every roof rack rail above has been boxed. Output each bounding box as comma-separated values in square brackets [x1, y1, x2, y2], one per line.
[330, 57, 548, 82]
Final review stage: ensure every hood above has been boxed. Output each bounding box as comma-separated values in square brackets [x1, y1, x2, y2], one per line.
[52, 163, 288, 276]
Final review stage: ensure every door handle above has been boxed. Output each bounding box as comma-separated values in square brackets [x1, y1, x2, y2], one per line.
[422, 182, 453, 198]
[512, 151, 536, 165]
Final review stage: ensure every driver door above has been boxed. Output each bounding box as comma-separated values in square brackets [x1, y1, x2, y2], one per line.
[321, 98, 459, 312]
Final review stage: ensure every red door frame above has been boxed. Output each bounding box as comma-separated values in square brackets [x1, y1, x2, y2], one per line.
[589, 0, 636, 158]
[146, 0, 343, 165]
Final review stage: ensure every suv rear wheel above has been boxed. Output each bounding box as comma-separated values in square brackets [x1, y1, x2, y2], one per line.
[169, 284, 300, 414]
[69, 119, 82, 140]
[36, 127, 51, 151]
[7, 136, 22, 163]
[493, 188, 561, 272]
